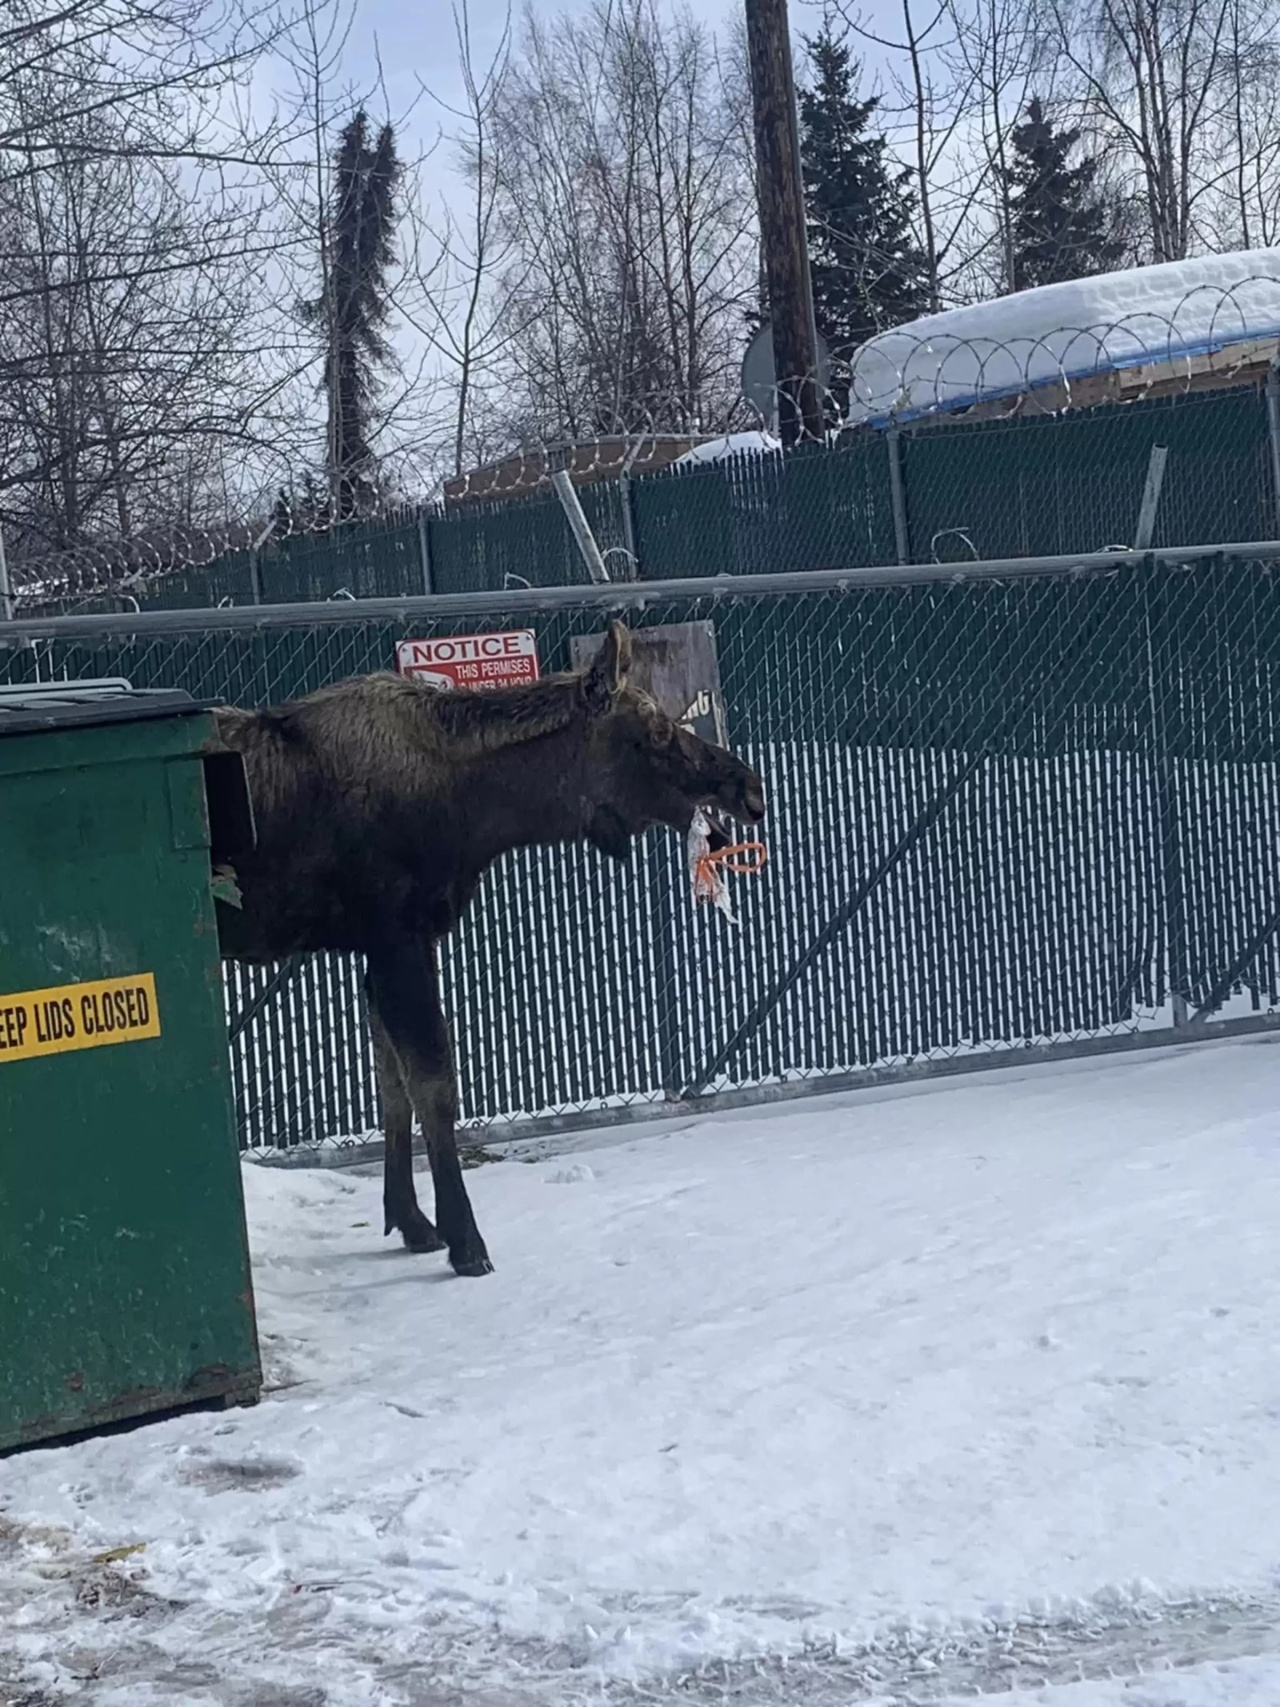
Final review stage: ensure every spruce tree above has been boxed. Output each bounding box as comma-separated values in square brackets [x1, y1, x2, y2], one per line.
[1003, 99, 1125, 291]
[305, 111, 402, 519]
[799, 30, 932, 367]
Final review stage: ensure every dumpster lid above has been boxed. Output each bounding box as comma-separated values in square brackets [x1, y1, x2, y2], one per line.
[0, 679, 212, 737]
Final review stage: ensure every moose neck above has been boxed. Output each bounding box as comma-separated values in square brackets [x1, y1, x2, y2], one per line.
[456, 720, 598, 872]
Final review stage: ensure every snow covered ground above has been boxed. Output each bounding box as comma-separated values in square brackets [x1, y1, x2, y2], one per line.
[6, 1036, 1280, 1705]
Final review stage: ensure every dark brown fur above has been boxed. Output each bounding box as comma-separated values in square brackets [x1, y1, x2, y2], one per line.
[211, 622, 766, 1276]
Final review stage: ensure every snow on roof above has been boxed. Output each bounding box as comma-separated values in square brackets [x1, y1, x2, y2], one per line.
[844, 248, 1280, 428]
[673, 429, 782, 467]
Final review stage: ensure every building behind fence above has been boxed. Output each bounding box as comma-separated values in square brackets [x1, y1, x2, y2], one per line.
[5, 543, 1280, 1153]
[12, 385, 1278, 616]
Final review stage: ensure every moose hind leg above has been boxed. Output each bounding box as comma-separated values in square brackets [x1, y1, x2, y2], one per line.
[366, 941, 492, 1277]
[369, 999, 445, 1254]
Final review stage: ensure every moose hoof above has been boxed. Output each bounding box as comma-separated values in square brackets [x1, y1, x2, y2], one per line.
[404, 1224, 447, 1255]
[387, 1210, 447, 1254]
[451, 1251, 494, 1278]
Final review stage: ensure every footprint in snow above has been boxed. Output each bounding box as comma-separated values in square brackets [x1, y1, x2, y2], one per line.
[548, 1163, 596, 1185]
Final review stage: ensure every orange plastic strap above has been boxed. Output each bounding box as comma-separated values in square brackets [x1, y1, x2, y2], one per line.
[693, 840, 768, 891]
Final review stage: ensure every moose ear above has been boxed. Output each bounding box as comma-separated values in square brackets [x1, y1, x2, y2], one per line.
[582, 620, 632, 716]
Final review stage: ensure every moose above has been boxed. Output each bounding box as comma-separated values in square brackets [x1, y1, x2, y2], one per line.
[209, 621, 766, 1278]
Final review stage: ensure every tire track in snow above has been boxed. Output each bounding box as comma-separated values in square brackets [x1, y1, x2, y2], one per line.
[628, 1597, 1280, 1703]
[8, 1596, 1280, 1705]
[4, 1514, 1280, 1707]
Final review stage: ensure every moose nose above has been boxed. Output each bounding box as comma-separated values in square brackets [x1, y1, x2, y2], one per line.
[716, 770, 764, 824]
[741, 776, 766, 822]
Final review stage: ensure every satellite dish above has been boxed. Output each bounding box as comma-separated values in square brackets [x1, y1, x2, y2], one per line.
[741, 320, 834, 431]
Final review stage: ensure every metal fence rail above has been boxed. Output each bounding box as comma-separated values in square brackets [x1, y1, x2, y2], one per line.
[6, 543, 1280, 1151]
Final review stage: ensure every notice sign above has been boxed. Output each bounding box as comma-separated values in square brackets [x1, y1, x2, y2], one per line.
[0, 973, 161, 1064]
[396, 630, 540, 693]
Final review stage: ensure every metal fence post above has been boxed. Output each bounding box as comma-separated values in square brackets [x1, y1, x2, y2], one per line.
[417, 508, 435, 595]
[620, 476, 640, 580]
[1266, 359, 1280, 539]
[887, 428, 910, 564]
[1142, 557, 1189, 1027]
[247, 517, 275, 606]
[1134, 445, 1169, 550]
[649, 841, 684, 1100]
[552, 469, 611, 583]
[0, 525, 13, 623]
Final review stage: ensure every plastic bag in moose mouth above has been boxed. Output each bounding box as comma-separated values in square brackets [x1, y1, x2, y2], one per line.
[687, 808, 767, 926]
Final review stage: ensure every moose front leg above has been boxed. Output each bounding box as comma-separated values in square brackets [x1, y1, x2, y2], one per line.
[365, 939, 493, 1278]
[367, 999, 445, 1254]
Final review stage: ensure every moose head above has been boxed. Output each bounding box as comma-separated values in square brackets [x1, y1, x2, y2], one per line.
[577, 620, 767, 862]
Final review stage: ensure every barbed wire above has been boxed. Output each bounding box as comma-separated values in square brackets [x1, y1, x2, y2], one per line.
[6, 275, 1280, 613]
[841, 271, 1280, 427]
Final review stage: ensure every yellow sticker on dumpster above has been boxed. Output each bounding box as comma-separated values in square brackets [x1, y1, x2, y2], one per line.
[0, 974, 160, 1063]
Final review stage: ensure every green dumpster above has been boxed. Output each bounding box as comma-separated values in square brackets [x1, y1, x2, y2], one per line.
[0, 679, 262, 1452]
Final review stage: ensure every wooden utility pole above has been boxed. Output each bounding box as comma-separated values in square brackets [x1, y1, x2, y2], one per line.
[745, 0, 824, 446]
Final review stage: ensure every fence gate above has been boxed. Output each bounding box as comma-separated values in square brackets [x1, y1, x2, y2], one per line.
[4, 544, 1280, 1155]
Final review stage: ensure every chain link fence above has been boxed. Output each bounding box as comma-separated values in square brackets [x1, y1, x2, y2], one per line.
[897, 386, 1274, 562]
[5, 544, 1280, 1153]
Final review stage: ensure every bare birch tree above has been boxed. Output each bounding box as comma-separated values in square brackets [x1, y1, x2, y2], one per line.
[0, 0, 317, 554]
[396, 3, 545, 480]
[0, 132, 262, 547]
[837, 0, 993, 306]
[1214, 0, 1280, 247]
[477, 0, 759, 444]
[939, 0, 1060, 291]
[1039, 0, 1280, 260]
